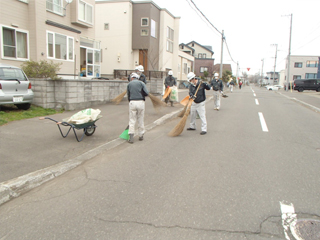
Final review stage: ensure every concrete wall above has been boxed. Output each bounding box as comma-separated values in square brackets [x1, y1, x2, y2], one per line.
[30, 78, 164, 111]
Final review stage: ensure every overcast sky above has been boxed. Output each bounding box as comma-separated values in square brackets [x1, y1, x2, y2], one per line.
[134, 0, 320, 77]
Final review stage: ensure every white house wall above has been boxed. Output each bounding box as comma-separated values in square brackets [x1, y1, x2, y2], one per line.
[159, 9, 180, 75]
[288, 55, 319, 81]
[95, 1, 133, 76]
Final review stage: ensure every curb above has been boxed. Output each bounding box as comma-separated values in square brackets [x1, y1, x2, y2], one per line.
[278, 92, 320, 113]
[0, 108, 182, 206]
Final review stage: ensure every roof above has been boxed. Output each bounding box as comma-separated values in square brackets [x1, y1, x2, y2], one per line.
[186, 41, 214, 54]
[213, 64, 232, 73]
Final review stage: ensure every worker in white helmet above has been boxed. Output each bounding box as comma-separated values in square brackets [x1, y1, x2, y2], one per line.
[186, 72, 211, 135]
[127, 72, 149, 143]
[127, 65, 147, 84]
[210, 72, 224, 110]
[164, 70, 177, 107]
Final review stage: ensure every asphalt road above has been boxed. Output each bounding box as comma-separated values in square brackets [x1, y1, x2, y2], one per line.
[1, 86, 320, 239]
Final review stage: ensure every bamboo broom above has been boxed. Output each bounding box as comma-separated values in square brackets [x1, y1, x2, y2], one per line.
[111, 90, 127, 104]
[169, 80, 202, 136]
[168, 105, 191, 137]
[149, 93, 167, 110]
[177, 80, 202, 117]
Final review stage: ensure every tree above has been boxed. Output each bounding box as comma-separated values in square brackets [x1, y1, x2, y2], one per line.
[222, 70, 233, 83]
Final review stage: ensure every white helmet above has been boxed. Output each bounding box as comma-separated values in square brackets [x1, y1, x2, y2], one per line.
[136, 65, 144, 72]
[168, 70, 173, 76]
[214, 73, 219, 77]
[187, 72, 196, 82]
[130, 72, 139, 80]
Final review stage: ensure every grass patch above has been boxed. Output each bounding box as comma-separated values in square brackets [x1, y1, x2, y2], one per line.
[0, 105, 64, 126]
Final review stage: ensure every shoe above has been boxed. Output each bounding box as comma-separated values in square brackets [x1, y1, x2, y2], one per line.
[187, 128, 196, 131]
[217, 108, 219, 111]
[128, 134, 134, 144]
[170, 102, 173, 107]
[214, 108, 217, 110]
[139, 136, 143, 141]
[200, 131, 207, 135]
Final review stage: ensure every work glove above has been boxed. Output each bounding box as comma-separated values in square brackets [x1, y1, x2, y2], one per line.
[189, 95, 196, 100]
[167, 86, 170, 88]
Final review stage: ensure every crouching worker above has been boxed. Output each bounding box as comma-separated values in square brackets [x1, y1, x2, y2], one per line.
[127, 72, 149, 143]
[186, 72, 211, 135]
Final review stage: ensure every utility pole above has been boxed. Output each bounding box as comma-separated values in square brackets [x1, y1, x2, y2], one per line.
[236, 61, 239, 84]
[286, 14, 293, 91]
[271, 44, 278, 85]
[261, 59, 264, 87]
[219, 30, 224, 79]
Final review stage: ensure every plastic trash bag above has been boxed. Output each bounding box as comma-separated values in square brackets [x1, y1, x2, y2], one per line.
[66, 108, 101, 124]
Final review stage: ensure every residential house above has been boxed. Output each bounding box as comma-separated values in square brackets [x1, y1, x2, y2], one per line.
[0, 0, 100, 78]
[1, 0, 194, 81]
[212, 64, 232, 75]
[95, 0, 193, 80]
[266, 71, 279, 85]
[180, 41, 215, 80]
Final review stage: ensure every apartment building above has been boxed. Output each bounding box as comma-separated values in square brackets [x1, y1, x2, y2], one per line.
[285, 55, 319, 82]
[0, 0, 101, 78]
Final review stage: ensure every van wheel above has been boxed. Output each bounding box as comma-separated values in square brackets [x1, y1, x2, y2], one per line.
[298, 87, 304, 92]
[317, 87, 320, 92]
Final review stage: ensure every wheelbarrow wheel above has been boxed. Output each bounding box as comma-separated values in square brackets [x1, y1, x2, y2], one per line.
[84, 125, 96, 136]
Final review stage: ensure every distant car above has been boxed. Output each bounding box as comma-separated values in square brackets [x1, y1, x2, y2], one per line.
[266, 85, 280, 90]
[0, 63, 34, 110]
[293, 79, 320, 92]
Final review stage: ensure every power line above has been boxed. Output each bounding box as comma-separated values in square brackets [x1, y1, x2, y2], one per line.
[187, 0, 222, 35]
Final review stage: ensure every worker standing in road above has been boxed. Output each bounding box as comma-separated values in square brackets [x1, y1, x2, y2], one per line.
[186, 72, 211, 135]
[229, 78, 235, 93]
[164, 70, 177, 107]
[127, 72, 149, 144]
[210, 73, 224, 111]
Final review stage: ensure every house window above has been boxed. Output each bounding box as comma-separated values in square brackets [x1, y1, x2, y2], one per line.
[46, 0, 63, 15]
[306, 61, 318, 67]
[141, 29, 148, 36]
[104, 23, 109, 30]
[151, 19, 156, 38]
[47, 31, 74, 61]
[198, 53, 202, 58]
[203, 53, 206, 58]
[305, 73, 317, 79]
[2, 26, 28, 59]
[200, 67, 208, 73]
[294, 62, 302, 68]
[141, 18, 149, 26]
[78, 0, 93, 25]
[166, 27, 174, 53]
[184, 63, 188, 74]
[293, 75, 301, 80]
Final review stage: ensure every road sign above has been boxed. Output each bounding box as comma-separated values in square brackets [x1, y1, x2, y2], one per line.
[247, 68, 250, 71]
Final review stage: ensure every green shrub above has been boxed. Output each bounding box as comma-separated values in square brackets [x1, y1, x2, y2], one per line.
[21, 60, 62, 80]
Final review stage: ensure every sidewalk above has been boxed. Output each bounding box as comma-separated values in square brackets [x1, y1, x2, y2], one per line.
[276, 89, 320, 113]
[0, 90, 190, 205]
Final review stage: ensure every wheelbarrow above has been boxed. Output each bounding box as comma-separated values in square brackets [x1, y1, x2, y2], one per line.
[39, 115, 102, 142]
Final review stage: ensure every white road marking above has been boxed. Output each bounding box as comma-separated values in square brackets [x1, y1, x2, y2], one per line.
[280, 201, 301, 240]
[258, 112, 268, 132]
[255, 99, 259, 105]
[253, 93, 256, 97]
